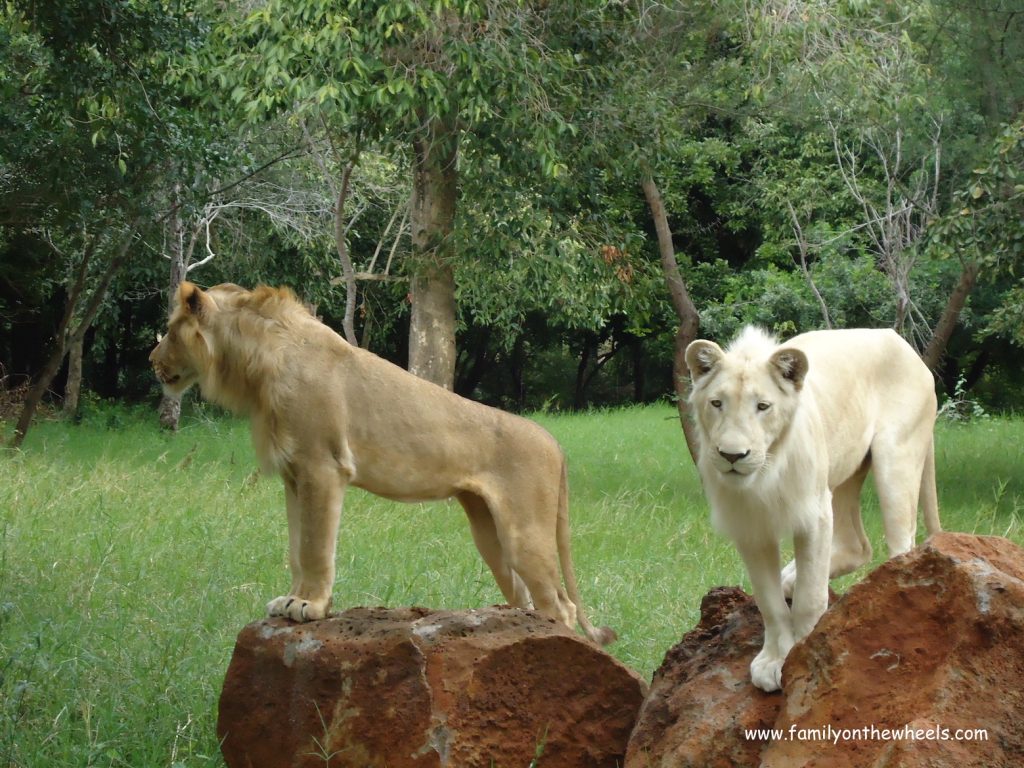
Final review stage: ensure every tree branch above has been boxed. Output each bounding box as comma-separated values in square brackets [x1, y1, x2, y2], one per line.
[786, 200, 832, 329]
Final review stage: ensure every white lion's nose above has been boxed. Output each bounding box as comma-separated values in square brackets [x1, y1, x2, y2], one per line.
[718, 449, 750, 464]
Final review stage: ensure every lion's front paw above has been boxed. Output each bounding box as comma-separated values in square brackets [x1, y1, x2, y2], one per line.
[266, 595, 329, 622]
[750, 647, 786, 692]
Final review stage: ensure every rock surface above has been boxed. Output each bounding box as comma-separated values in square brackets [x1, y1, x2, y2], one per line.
[218, 605, 647, 768]
[624, 586, 784, 768]
[626, 533, 1024, 768]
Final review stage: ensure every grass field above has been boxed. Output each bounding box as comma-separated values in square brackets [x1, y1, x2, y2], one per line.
[1, 403, 1022, 766]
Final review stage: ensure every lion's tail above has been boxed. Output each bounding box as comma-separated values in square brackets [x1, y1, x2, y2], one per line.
[921, 434, 941, 535]
[557, 456, 617, 647]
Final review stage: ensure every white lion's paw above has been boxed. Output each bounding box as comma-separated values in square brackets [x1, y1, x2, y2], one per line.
[750, 647, 786, 692]
[266, 595, 329, 622]
[780, 560, 798, 600]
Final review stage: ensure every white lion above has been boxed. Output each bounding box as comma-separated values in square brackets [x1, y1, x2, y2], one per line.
[685, 327, 940, 692]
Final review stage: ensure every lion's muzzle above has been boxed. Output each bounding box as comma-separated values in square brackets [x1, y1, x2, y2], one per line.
[718, 449, 750, 464]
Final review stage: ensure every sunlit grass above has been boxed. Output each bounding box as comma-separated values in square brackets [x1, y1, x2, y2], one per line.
[1, 403, 1022, 766]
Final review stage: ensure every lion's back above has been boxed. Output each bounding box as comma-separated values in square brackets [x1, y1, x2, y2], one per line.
[788, 328, 936, 481]
[789, 328, 934, 412]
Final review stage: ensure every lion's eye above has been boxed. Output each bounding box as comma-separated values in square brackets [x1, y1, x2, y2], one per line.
[710, 399, 722, 409]
[757, 402, 771, 411]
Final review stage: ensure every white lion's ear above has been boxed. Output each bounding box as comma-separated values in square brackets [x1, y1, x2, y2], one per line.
[685, 340, 724, 381]
[770, 347, 809, 390]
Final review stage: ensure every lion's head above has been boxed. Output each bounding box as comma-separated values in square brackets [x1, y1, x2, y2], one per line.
[149, 282, 219, 397]
[685, 327, 809, 482]
[149, 282, 305, 408]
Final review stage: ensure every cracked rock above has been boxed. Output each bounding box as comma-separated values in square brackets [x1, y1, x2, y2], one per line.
[625, 533, 1024, 768]
[218, 605, 646, 768]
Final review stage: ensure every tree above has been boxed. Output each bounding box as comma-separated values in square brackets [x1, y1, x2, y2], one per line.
[555, 0, 756, 452]
[926, 118, 1024, 361]
[11, 227, 138, 445]
[642, 172, 700, 460]
[156, 188, 220, 429]
[739, 0, 998, 370]
[210, 0, 618, 389]
[1, 0, 217, 446]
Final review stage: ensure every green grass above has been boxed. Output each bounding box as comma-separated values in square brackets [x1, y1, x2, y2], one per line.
[1, 403, 1022, 766]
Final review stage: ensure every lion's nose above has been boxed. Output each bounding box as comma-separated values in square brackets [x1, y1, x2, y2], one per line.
[718, 449, 750, 464]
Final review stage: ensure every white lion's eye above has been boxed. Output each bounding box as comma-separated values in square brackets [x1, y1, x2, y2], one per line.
[757, 402, 771, 411]
[710, 399, 722, 409]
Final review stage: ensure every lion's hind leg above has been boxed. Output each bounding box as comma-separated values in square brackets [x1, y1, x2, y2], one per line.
[511, 539, 576, 631]
[828, 461, 873, 578]
[487, 492, 577, 631]
[458, 492, 533, 609]
[782, 462, 872, 598]
[870, 433, 929, 557]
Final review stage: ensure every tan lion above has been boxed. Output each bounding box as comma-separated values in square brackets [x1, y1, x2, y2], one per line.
[149, 282, 615, 645]
[685, 326, 939, 691]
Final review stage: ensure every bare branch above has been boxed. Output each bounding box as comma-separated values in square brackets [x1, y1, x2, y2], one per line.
[186, 209, 220, 274]
[786, 200, 832, 328]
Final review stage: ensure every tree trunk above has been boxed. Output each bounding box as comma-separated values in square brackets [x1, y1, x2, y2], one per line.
[10, 226, 136, 448]
[12, 342, 67, 446]
[159, 193, 187, 431]
[334, 160, 359, 346]
[159, 395, 182, 431]
[641, 172, 701, 464]
[407, 121, 458, 390]
[574, 333, 596, 411]
[922, 260, 980, 372]
[63, 334, 84, 418]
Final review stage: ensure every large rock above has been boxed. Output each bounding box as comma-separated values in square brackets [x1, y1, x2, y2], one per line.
[765, 532, 1024, 768]
[624, 586, 784, 768]
[627, 533, 1024, 768]
[218, 605, 647, 768]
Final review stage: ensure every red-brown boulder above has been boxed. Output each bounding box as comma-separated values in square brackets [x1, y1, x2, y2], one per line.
[627, 533, 1024, 768]
[765, 532, 1024, 767]
[624, 586, 784, 768]
[218, 605, 647, 768]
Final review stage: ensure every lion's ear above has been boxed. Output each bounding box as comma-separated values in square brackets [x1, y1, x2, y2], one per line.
[177, 281, 214, 319]
[770, 347, 809, 390]
[685, 340, 724, 381]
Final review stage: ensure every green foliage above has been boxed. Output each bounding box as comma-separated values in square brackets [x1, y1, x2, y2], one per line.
[939, 374, 990, 423]
[451, 178, 653, 340]
[4, 0, 1024, 412]
[1, 1, 215, 216]
[207, 0, 607, 177]
[930, 119, 1024, 346]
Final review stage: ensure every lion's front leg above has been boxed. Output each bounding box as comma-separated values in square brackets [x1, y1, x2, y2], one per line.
[736, 538, 793, 693]
[267, 468, 344, 622]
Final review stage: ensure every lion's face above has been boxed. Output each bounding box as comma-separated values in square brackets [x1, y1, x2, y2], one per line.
[685, 329, 809, 482]
[149, 318, 203, 396]
[149, 283, 214, 396]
